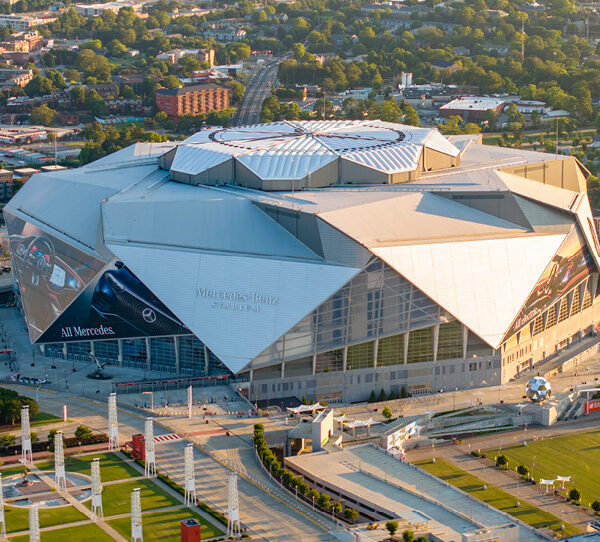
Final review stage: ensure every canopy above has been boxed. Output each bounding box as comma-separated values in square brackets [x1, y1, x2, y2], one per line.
[540, 479, 555, 485]
[286, 403, 323, 415]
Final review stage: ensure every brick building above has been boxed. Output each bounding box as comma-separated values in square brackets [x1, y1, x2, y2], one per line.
[155, 83, 230, 122]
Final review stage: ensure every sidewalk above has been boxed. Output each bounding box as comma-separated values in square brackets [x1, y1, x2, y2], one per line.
[418, 445, 595, 532]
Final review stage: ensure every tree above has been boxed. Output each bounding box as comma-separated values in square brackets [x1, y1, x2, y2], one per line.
[482, 109, 498, 131]
[389, 390, 398, 400]
[517, 465, 529, 478]
[591, 500, 600, 512]
[569, 488, 581, 503]
[368, 390, 377, 403]
[386, 520, 399, 537]
[400, 386, 408, 399]
[402, 104, 419, 126]
[496, 455, 509, 469]
[382, 406, 393, 420]
[378, 388, 387, 402]
[317, 493, 331, 509]
[0, 434, 15, 449]
[403, 529, 415, 542]
[74, 425, 93, 442]
[163, 75, 181, 89]
[344, 507, 358, 522]
[331, 501, 342, 515]
[30, 105, 56, 126]
[70, 85, 85, 107]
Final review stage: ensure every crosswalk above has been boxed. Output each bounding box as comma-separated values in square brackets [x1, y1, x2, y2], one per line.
[154, 433, 182, 443]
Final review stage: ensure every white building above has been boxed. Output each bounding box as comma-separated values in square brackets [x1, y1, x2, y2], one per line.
[6, 121, 600, 404]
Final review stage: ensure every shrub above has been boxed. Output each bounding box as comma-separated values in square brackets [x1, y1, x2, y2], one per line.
[569, 488, 581, 503]
[378, 388, 387, 402]
[308, 489, 319, 501]
[389, 390, 398, 400]
[0, 434, 15, 448]
[344, 507, 358, 522]
[386, 520, 399, 536]
[331, 501, 342, 515]
[517, 465, 529, 478]
[496, 455, 509, 468]
[592, 500, 600, 512]
[403, 529, 415, 542]
[74, 425, 94, 443]
[317, 493, 331, 509]
[368, 390, 377, 403]
[382, 406, 393, 420]
[400, 386, 408, 399]
[471, 451, 481, 457]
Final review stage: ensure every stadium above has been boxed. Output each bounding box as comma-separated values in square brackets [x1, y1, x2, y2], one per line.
[5, 120, 600, 403]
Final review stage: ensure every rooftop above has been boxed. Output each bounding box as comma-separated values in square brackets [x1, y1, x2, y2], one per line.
[440, 96, 506, 111]
[155, 82, 229, 96]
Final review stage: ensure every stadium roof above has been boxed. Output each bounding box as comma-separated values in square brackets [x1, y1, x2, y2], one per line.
[5, 121, 599, 373]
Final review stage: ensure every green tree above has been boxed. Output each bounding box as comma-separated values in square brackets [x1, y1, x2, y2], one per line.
[0, 434, 15, 448]
[162, 75, 181, 89]
[30, 105, 56, 126]
[317, 493, 331, 509]
[70, 85, 85, 107]
[402, 104, 419, 126]
[496, 455, 509, 469]
[344, 507, 358, 522]
[378, 388, 387, 402]
[382, 406, 393, 420]
[517, 465, 529, 478]
[331, 501, 342, 515]
[569, 488, 581, 503]
[74, 425, 94, 442]
[403, 529, 415, 542]
[591, 500, 600, 512]
[386, 520, 399, 537]
[400, 386, 408, 399]
[482, 109, 498, 131]
[368, 390, 377, 403]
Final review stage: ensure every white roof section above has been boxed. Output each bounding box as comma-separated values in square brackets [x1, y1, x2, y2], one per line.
[167, 120, 460, 182]
[440, 96, 506, 112]
[373, 233, 567, 348]
[105, 242, 360, 372]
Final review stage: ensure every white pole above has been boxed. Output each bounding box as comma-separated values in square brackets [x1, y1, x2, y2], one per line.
[227, 472, 241, 536]
[0, 475, 5, 536]
[54, 430, 66, 490]
[29, 503, 40, 542]
[21, 405, 32, 464]
[91, 458, 103, 520]
[108, 393, 119, 451]
[131, 488, 143, 542]
[187, 385, 192, 419]
[184, 443, 196, 505]
[144, 418, 156, 477]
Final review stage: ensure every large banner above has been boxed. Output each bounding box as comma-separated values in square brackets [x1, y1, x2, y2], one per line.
[5, 213, 105, 341]
[505, 226, 595, 339]
[6, 213, 191, 343]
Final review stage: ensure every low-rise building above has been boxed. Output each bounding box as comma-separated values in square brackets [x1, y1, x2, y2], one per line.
[156, 48, 215, 66]
[0, 68, 32, 89]
[439, 96, 506, 120]
[155, 82, 230, 122]
[204, 26, 247, 42]
[0, 13, 57, 31]
[0, 168, 13, 201]
[74, 2, 144, 17]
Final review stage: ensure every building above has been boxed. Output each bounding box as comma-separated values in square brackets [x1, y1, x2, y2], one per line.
[0, 168, 13, 201]
[1, 31, 43, 52]
[12, 167, 39, 183]
[204, 26, 247, 42]
[5, 121, 600, 404]
[74, 2, 144, 17]
[0, 68, 32, 89]
[0, 13, 57, 31]
[58, 111, 80, 126]
[155, 83, 229, 122]
[439, 96, 506, 120]
[156, 48, 215, 66]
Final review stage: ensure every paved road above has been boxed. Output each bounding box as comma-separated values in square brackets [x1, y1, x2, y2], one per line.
[6, 386, 337, 541]
[234, 62, 279, 126]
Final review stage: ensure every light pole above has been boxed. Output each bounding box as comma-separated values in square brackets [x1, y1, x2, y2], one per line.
[532, 456, 536, 484]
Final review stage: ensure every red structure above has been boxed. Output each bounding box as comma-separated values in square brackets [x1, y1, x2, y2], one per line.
[155, 83, 230, 122]
[131, 434, 145, 461]
[181, 518, 202, 542]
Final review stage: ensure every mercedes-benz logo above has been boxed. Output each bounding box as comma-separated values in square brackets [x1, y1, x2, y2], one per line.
[142, 308, 157, 324]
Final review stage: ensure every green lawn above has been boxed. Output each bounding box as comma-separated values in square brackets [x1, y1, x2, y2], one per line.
[415, 458, 582, 537]
[31, 411, 63, 427]
[1, 452, 140, 481]
[87, 478, 181, 517]
[11, 523, 112, 542]
[109, 507, 225, 541]
[487, 430, 600, 508]
[4, 504, 87, 533]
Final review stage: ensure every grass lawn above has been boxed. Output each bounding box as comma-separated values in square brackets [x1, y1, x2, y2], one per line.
[1, 452, 140, 481]
[4, 504, 87, 533]
[109, 507, 225, 541]
[87, 478, 181, 517]
[416, 458, 581, 537]
[487, 430, 600, 508]
[31, 411, 63, 427]
[11, 523, 112, 542]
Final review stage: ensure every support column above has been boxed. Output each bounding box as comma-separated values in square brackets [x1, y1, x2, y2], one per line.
[591, 273, 599, 302]
[174, 336, 180, 374]
[39, 344, 45, 355]
[62, 342, 67, 357]
[89, 341, 95, 356]
[342, 347, 348, 372]
[203, 345, 209, 374]
[403, 332, 409, 365]
[433, 324, 440, 363]
[312, 354, 317, 375]
[373, 339, 379, 368]
[117, 339, 123, 367]
[281, 361, 285, 380]
[145, 337, 151, 371]
[462, 324, 469, 359]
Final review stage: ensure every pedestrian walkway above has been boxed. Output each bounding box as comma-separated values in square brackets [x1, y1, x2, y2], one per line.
[422, 445, 595, 532]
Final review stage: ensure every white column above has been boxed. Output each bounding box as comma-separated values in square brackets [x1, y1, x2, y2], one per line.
[91, 458, 103, 520]
[144, 418, 156, 477]
[342, 347, 348, 372]
[54, 430, 66, 490]
[203, 344, 209, 374]
[131, 487, 143, 542]
[373, 340, 379, 368]
[145, 338, 151, 371]
[462, 324, 469, 359]
[184, 443, 196, 505]
[433, 324, 440, 363]
[89, 341, 95, 356]
[62, 343, 67, 357]
[0, 475, 5, 536]
[403, 332, 409, 365]
[280, 361, 285, 380]
[108, 393, 119, 451]
[174, 336, 180, 374]
[312, 354, 317, 375]
[29, 503, 40, 542]
[227, 472, 241, 537]
[21, 405, 32, 464]
[117, 339, 123, 367]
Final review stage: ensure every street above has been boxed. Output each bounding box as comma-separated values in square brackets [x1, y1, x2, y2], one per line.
[234, 62, 279, 126]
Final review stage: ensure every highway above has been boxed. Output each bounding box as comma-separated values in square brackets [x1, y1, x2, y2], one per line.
[234, 62, 280, 126]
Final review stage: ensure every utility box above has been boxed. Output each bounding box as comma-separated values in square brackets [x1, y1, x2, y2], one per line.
[132, 434, 145, 461]
[181, 518, 201, 542]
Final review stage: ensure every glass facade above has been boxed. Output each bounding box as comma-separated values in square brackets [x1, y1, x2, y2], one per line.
[254, 258, 451, 366]
[437, 321, 462, 361]
[406, 327, 434, 363]
[347, 341, 374, 370]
